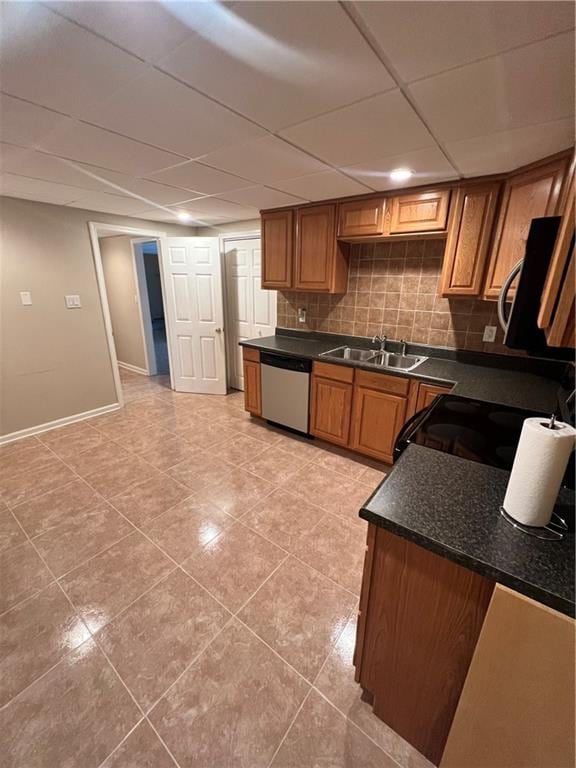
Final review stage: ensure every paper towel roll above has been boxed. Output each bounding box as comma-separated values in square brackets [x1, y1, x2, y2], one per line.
[503, 417, 575, 527]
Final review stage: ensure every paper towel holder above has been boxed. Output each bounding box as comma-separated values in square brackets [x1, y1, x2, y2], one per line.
[499, 507, 567, 540]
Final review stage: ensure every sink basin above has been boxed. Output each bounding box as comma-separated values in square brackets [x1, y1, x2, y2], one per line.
[370, 352, 427, 372]
[320, 346, 378, 362]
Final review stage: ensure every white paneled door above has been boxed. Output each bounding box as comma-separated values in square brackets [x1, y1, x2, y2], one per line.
[159, 237, 226, 394]
[224, 237, 276, 390]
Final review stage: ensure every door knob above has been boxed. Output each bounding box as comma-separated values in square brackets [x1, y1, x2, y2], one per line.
[215, 327, 223, 333]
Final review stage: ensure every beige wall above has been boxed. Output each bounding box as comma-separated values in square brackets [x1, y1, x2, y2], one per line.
[100, 235, 146, 372]
[0, 196, 193, 437]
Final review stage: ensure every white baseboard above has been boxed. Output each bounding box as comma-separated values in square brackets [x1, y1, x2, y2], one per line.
[0, 402, 122, 446]
[118, 361, 149, 376]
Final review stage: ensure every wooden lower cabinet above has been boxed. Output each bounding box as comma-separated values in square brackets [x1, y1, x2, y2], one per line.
[242, 348, 261, 415]
[355, 526, 495, 766]
[441, 586, 575, 768]
[350, 386, 407, 463]
[415, 381, 452, 411]
[310, 362, 353, 446]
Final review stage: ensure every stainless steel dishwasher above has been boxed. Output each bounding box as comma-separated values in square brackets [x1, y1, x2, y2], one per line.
[260, 352, 312, 435]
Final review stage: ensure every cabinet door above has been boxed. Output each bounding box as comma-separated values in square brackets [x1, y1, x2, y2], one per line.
[295, 204, 344, 292]
[261, 209, 293, 289]
[389, 189, 451, 234]
[338, 198, 385, 237]
[483, 158, 568, 299]
[441, 586, 575, 768]
[242, 360, 261, 415]
[440, 183, 500, 296]
[351, 386, 407, 463]
[416, 382, 452, 411]
[310, 376, 353, 446]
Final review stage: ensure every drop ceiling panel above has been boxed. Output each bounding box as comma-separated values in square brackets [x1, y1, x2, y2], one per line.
[222, 186, 306, 209]
[47, 1, 194, 63]
[80, 68, 265, 157]
[148, 161, 253, 196]
[281, 91, 434, 167]
[38, 121, 185, 177]
[174, 197, 259, 221]
[68, 191, 155, 215]
[0, 95, 70, 148]
[343, 147, 459, 191]
[0, 173, 86, 205]
[355, 1, 575, 83]
[74, 166, 198, 205]
[131, 207, 203, 225]
[158, 1, 395, 130]
[447, 119, 575, 176]
[0, 2, 145, 117]
[409, 32, 575, 143]
[0, 144, 110, 192]
[199, 135, 328, 184]
[273, 170, 372, 200]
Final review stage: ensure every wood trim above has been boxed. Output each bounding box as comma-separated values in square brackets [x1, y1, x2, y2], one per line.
[357, 528, 494, 766]
[313, 360, 354, 383]
[440, 182, 500, 296]
[355, 369, 410, 396]
[242, 347, 260, 363]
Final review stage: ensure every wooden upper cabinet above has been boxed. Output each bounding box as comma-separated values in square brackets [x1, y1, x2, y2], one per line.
[338, 198, 386, 238]
[388, 189, 451, 235]
[261, 209, 293, 289]
[538, 160, 575, 348]
[483, 157, 569, 299]
[295, 204, 348, 292]
[440, 183, 500, 296]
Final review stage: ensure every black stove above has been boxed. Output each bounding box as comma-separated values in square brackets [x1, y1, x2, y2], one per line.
[394, 393, 574, 489]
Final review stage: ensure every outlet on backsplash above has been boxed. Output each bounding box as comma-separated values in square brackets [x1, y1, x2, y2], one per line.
[276, 239, 518, 356]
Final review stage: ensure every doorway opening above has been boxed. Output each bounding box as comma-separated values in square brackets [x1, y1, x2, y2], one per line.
[132, 240, 169, 376]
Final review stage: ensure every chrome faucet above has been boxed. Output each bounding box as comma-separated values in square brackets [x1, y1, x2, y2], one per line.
[372, 334, 387, 351]
[399, 339, 407, 356]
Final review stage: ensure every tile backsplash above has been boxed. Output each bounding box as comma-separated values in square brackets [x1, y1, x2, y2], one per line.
[277, 239, 515, 355]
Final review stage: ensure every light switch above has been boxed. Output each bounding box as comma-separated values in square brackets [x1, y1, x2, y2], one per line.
[65, 294, 82, 309]
[483, 325, 497, 342]
[20, 291, 32, 305]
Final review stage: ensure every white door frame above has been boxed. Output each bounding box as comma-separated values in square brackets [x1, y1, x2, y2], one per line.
[88, 222, 166, 407]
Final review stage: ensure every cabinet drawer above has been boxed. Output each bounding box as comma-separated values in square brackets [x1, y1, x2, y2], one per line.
[355, 369, 410, 396]
[313, 360, 354, 383]
[242, 347, 260, 363]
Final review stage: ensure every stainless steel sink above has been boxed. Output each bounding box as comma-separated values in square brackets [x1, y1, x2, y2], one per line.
[369, 352, 427, 371]
[319, 346, 377, 362]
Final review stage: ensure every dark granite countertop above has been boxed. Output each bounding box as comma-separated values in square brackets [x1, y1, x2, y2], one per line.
[240, 331, 567, 413]
[360, 445, 575, 617]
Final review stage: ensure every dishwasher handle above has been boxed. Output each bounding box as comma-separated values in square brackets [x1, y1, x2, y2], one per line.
[260, 352, 312, 374]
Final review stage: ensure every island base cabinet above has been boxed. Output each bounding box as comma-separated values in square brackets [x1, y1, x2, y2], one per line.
[354, 526, 494, 766]
[441, 585, 576, 768]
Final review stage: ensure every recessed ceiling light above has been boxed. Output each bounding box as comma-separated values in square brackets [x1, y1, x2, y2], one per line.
[176, 211, 192, 222]
[389, 168, 413, 182]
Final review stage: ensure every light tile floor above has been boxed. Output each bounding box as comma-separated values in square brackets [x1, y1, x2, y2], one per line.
[0, 369, 432, 768]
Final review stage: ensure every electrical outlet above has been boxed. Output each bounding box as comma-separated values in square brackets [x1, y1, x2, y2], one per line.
[297, 307, 307, 324]
[483, 325, 497, 342]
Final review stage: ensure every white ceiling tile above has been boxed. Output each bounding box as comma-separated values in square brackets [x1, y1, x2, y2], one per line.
[343, 147, 459, 191]
[0, 94, 70, 148]
[80, 68, 265, 157]
[38, 121, 185, 177]
[409, 32, 575, 143]
[68, 191, 156, 216]
[0, 2, 145, 117]
[223, 186, 306, 209]
[356, 1, 575, 83]
[147, 161, 253, 195]
[158, 1, 394, 130]
[446, 119, 575, 176]
[280, 91, 433, 167]
[273, 170, 372, 201]
[0, 173, 86, 205]
[172, 197, 260, 222]
[47, 1, 194, 63]
[199, 135, 328, 184]
[74, 166, 196, 205]
[130, 207, 203, 225]
[0, 144, 109, 192]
